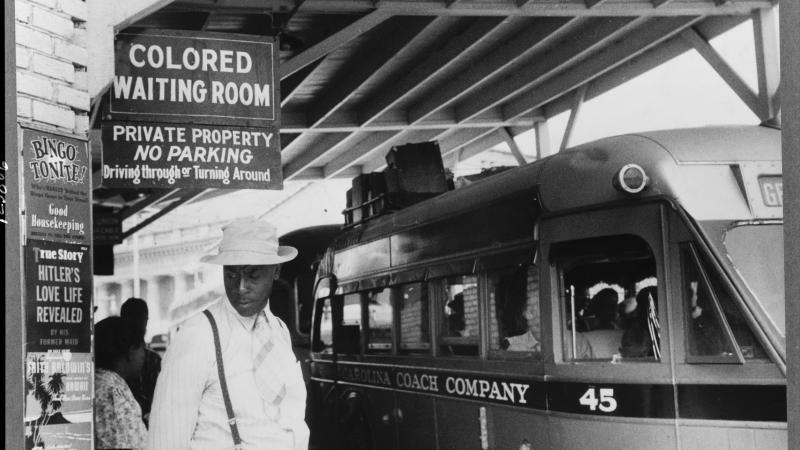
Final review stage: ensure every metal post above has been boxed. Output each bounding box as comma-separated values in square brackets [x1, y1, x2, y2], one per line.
[4, 1, 23, 448]
[780, 1, 800, 447]
[133, 215, 141, 298]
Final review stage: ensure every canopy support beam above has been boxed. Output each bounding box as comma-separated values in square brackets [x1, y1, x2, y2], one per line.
[121, 189, 205, 240]
[681, 27, 764, 120]
[280, 10, 392, 79]
[560, 84, 588, 152]
[500, 127, 527, 165]
[752, 7, 780, 121]
[534, 120, 551, 160]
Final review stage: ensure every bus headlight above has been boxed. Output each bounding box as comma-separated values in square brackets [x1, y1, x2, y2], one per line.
[613, 164, 649, 194]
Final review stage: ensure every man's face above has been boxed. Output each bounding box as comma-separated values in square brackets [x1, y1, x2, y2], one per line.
[223, 265, 278, 317]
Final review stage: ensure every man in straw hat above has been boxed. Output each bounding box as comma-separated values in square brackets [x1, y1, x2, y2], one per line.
[148, 219, 309, 450]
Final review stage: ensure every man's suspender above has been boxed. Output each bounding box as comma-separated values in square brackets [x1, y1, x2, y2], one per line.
[202, 310, 244, 449]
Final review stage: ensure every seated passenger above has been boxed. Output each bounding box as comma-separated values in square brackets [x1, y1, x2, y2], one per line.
[445, 292, 466, 337]
[620, 287, 659, 358]
[568, 288, 624, 359]
[501, 299, 540, 352]
[497, 270, 541, 353]
[503, 320, 541, 352]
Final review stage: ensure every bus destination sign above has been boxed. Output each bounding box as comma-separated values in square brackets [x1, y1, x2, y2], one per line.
[758, 175, 783, 207]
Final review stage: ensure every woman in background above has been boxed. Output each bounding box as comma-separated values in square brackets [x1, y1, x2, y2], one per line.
[94, 316, 147, 450]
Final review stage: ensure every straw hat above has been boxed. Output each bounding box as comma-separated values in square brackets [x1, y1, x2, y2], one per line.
[200, 219, 297, 265]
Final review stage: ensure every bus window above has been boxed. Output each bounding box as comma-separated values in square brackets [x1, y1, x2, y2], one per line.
[724, 224, 784, 338]
[489, 265, 541, 356]
[440, 275, 479, 356]
[339, 293, 363, 354]
[555, 235, 661, 362]
[397, 282, 430, 354]
[315, 298, 333, 354]
[366, 288, 393, 352]
[682, 244, 767, 362]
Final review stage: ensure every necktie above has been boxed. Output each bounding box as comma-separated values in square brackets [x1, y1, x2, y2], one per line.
[252, 311, 287, 409]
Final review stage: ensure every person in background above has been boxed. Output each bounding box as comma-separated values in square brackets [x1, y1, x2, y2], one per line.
[568, 288, 624, 359]
[120, 297, 162, 426]
[94, 316, 147, 450]
[148, 219, 309, 450]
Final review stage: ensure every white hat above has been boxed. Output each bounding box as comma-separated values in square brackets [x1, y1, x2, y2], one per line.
[200, 219, 297, 266]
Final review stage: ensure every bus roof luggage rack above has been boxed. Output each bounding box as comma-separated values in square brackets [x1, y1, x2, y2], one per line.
[343, 141, 451, 228]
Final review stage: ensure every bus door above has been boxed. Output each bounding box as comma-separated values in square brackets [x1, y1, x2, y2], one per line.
[540, 202, 678, 450]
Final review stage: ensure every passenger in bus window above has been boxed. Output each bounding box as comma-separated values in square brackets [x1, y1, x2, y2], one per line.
[569, 288, 624, 359]
[684, 245, 767, 360]
[445, 291, 466, 336]
[495, 266, 541, 353]
[620, 286, 661, 359]
[687, 280, 727, 356]
[502, 303, 541, 352]
[441, 276, 480, 355]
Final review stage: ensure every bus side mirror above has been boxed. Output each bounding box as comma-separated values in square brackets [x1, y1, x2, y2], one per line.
[335, 325, 361, 354]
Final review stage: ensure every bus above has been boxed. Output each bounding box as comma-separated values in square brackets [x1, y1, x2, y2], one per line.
[304, 126, 786, 450]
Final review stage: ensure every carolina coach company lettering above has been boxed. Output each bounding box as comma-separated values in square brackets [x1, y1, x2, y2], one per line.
[444, 376, 530, 405]
[330, 364, 537, 408]
[340, 366, 392, 386]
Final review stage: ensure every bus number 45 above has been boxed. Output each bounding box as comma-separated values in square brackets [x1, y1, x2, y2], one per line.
[579, 388, 617, 413]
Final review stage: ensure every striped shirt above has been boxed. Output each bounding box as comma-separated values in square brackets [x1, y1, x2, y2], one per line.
[147, 299, 309, 450]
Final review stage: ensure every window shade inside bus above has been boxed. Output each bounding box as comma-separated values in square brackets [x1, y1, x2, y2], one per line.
[477, 247, 536, 271]
[338, 281, 360, 294]
[390, 267, 427, 284]
[338, 275, 391, 294]
[359, 276, 390, 291]
[426, 259, 476, 279]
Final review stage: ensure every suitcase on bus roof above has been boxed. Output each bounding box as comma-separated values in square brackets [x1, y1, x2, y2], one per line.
[384, 141, 449, 194]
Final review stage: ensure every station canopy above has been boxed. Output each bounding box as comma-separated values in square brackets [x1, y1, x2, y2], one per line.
[91, 0, 774, 238]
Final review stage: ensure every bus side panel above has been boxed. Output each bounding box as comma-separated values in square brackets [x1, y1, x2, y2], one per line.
[359, 387, 398, 450]
[435, 399, 483, 450]
[547, 416, 677, 450]
[678, 423, 787, 450]
[395, 392, 436, 450]
[308, 379, 339, 450]
[488, 407, 549, 450]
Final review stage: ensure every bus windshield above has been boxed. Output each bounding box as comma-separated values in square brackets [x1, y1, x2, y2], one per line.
[724, 223, 785, 337]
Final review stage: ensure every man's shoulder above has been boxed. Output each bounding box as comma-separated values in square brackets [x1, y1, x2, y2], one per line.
[173, 310, 218, 343]
[268, 310, 291, 335]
